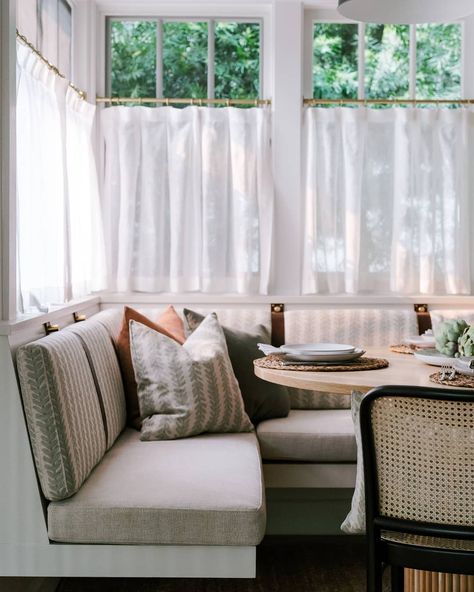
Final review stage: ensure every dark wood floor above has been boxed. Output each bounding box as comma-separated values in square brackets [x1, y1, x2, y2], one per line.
[56, 536, 375, 592]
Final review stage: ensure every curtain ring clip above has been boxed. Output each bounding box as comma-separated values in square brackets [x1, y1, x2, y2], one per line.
[226, 98, 230, 107]
[165, 97, 169, 107]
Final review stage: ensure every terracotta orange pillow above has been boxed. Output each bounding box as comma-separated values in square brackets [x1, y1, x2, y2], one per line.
[116, 306, 186, 429]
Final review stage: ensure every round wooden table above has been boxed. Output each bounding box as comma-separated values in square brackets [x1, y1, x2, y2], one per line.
[254, 346, 471, 394]
[255, 347, 474, 592]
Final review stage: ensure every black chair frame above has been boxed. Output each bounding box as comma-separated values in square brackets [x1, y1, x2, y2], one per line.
[360, 385, 474, 592]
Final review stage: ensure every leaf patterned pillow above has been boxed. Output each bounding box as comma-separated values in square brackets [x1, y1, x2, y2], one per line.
[130, 313, 254, 440]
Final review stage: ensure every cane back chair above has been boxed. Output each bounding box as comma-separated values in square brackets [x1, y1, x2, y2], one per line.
[360, 385, 474, 591]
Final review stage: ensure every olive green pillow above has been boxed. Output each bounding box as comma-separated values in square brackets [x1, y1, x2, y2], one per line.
[184, 309, 290, 425]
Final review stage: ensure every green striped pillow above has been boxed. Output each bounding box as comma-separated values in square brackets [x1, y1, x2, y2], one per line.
[130, 314, 253, 440]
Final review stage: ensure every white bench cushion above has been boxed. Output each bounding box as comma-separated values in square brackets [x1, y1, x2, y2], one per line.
[48, 429, 265, 546]
[257, 410, 356, 462]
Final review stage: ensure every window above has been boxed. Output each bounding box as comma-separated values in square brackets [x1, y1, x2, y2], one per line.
[313, 22, 462, 100]
[108, 18, 261, 100]
[17, 0, 72, 78]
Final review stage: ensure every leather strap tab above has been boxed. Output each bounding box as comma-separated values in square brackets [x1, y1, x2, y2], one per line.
[271, 303, 285, 347]
[414, 304, 432, 335]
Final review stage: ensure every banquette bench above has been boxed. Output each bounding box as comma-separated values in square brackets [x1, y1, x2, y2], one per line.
[1, 301, 461, 578]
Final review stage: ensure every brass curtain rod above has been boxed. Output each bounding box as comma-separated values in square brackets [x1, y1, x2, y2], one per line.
[16, 29, 87, 100]
[304, 98, 474, 106]
[96, 97, 271, 107]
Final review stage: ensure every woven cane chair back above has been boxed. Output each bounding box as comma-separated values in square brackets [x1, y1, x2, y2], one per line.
[370, 395, 474, 526]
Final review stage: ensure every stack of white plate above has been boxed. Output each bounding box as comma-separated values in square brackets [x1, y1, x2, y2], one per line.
[402, 334, 436, 349]
[280, 343, 365, 363]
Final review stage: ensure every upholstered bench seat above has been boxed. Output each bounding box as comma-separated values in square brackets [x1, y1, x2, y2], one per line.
[48, 428, 265, 546]
[256, 410, 356, 462]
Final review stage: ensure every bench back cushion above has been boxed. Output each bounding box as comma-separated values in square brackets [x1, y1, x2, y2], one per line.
[285, 308, 417, 345]
[430, 309, 474, 331]
[285, 308, 418, 410]
[64, 317, 126, 448]
[16, 313, 127, 502]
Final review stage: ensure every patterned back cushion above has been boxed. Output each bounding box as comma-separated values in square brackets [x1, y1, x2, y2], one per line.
[430, 309, 474, 332]
[285, 309, 418, 410]
[64, 318, 126, 448]
[285, 308, 418, 345]
[216, 309, 271, 333]
[17, 331, 107, 501]
[91, 308, 124, 341]
[174, 307, 271, 336]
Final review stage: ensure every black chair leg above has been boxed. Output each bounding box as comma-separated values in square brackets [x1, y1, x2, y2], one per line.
[390, 565, 404, 592]
[367, 557, 384, 592]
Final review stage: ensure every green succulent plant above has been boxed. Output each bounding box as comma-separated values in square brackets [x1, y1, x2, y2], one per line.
[457, 325, 474, 357]
[434, 319, 468, 357]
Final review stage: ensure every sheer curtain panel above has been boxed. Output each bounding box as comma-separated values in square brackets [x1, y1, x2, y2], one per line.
[303, 107, 472, 295]
[101, 106, 273, 294]
[16, 41, 105, 313]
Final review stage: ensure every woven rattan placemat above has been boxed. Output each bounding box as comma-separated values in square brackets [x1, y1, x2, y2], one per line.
[254, 354, 389, 372]
[430, 372, 474, 388]
[390, 344, 416, 355]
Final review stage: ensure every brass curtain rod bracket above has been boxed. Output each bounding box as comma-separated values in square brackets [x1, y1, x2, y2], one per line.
[73, 312, 87, 323]
[16, 29, 87, 101]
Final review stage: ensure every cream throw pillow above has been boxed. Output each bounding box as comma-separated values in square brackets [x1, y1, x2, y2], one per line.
[130, 314, 254, 441]
[341, 390, 366, 533]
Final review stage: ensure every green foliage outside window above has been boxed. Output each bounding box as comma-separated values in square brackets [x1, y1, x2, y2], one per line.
[365, 24, 409, 99]
[416, 24, 461, 99]
[163, 22, 208, 98]
[313, 23, 358, 99]
[215, 22, 260, 99]
[110, 21, 156, 98]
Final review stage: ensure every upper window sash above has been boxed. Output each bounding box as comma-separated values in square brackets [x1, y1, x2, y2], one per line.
[306, 11, 466, 101]
[106, 16, 263, 101]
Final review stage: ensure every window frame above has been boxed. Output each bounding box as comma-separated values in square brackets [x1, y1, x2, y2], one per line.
[105, 15, 264, 100]
[305, 9, 467, 101]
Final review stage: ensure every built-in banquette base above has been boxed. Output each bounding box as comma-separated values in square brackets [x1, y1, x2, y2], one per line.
[1, 296, 472, 579]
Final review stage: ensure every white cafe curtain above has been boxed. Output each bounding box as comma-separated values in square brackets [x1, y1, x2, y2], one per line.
[303, 107, 472, 295]
[101, 106, 274, 294]
[16, 41, 105, 313]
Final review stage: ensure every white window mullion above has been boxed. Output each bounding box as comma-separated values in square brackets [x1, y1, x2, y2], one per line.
[358, 22, 365, 100]
[409, 24, 416, 99]
[208, 19, 215, 100]
[156, 18, 163, 98]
